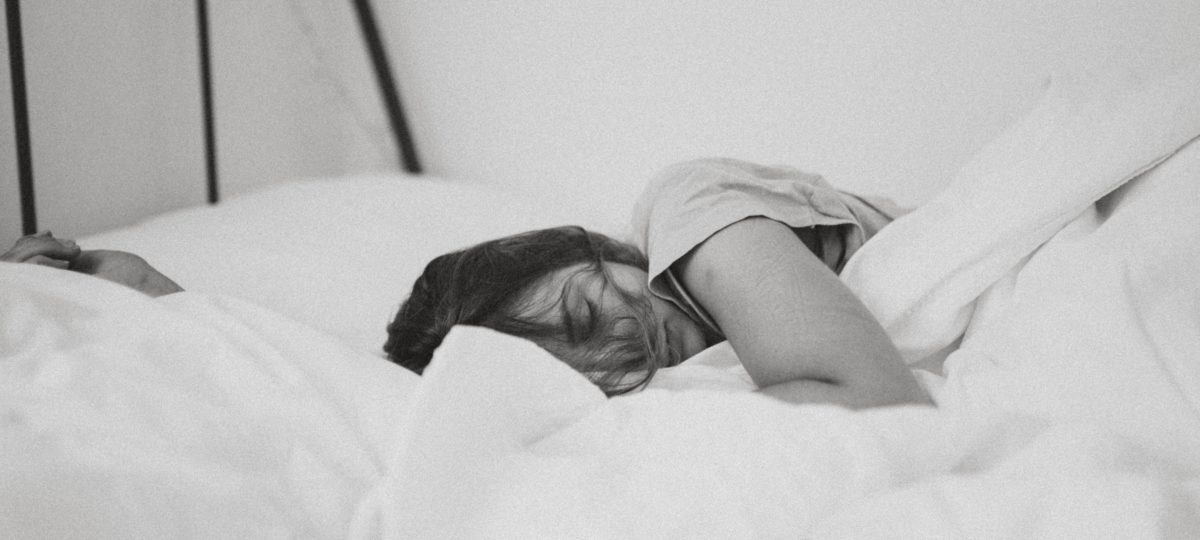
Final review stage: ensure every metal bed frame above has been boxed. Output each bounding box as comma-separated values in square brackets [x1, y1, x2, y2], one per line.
[4, 0, 422, 235]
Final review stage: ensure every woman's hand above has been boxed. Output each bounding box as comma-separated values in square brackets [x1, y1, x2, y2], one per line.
[2, 232, 183, 297]
[70, 250, 184, 297]
[0, 231, 81, 268]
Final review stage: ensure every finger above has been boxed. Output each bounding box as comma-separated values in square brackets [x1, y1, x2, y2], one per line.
[28, 255, 71, 269]
[1, 235, 82, 262]
[0, 236, 42, 261]
[35, 237, 81, 261]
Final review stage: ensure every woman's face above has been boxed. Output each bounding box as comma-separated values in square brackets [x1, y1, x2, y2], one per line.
[527, 262, 709, 371]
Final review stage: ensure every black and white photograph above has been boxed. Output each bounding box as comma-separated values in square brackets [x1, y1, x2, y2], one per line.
[3, 1, 1200, 537]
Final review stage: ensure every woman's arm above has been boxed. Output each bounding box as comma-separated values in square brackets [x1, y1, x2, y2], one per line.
[673, 217, 930, 408]
[0, 231, 81, 268]
[2, 232, 183, 297]
[71, 250, 184, 297]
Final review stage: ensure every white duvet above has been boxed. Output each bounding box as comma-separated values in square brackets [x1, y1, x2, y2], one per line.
[4, 63, 1200, 538]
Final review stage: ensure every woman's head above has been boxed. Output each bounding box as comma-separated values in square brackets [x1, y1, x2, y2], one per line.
[384, 226, 694, 395]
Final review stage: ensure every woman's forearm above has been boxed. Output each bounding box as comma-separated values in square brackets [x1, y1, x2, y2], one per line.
[758, 378, 928, 408]
[674, 217, 930, 408]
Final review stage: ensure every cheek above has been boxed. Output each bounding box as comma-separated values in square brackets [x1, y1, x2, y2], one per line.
[646, 298, 679, 348]
[652, 298, 708, 359]
[650, 296, 685, 324]
[610, 317, 645, 341]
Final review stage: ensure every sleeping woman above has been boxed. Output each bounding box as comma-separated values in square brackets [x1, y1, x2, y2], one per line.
[3, 158, 929, 409]
[384, 158, 931, 408]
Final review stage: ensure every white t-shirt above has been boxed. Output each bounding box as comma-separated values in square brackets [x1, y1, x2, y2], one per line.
[630, 158, 905, 336]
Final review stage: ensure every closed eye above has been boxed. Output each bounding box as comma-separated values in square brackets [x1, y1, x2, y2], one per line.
[561, 294, 600, 345]
[583, 298, 600, 339]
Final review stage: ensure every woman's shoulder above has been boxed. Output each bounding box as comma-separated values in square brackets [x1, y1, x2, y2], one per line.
[630, 157, 904, 276]
[632, 158, 827, 226]
[636, 158, 828, 202]
[628, 158, 832, 281]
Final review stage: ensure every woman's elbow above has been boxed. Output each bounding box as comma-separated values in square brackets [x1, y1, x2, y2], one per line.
[857, 373, 934, 408]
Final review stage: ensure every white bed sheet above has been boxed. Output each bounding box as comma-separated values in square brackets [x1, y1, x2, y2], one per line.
[3, 62, 1200, 538]
[0, 265, 412, 537]
[364, 63, 1200, 538]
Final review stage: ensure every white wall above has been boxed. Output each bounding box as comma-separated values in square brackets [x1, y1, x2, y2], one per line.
[4, 1, 1199, 247]
[381, 0, 1200, 224]
[0, 1, 206, 247]
[209, 0, 393, 198]
[0, 0, 394, 247]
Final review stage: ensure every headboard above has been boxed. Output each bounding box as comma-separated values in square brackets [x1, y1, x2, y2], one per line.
[4, 0, 421, 236]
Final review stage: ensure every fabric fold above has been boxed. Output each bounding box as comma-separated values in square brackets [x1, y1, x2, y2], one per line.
[841, 60, 1200, 367]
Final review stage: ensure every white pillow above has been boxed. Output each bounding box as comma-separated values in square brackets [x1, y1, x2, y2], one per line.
[81, 175, 586, 354]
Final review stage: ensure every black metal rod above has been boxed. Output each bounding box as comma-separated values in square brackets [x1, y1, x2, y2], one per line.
[195, 0, 218, 203]
[351, 0, 421, 174]
[6, 0, 36, 234]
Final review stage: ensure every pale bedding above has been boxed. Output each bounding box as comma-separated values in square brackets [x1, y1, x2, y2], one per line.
[1, 269, 412, 537]
[75, 178, 615, 355]
[3, 62, 1200, 537]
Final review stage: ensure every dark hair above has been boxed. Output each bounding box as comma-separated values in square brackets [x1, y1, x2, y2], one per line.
[384, 226, 667, 395]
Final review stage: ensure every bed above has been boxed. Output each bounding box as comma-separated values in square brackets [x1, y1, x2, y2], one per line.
[4, 54, 1200, 540]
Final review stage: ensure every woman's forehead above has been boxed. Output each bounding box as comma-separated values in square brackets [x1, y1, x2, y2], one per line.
[564, 262, 645, 296]
[604, 263, 649, 291]
[529, 262, 646, 317]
